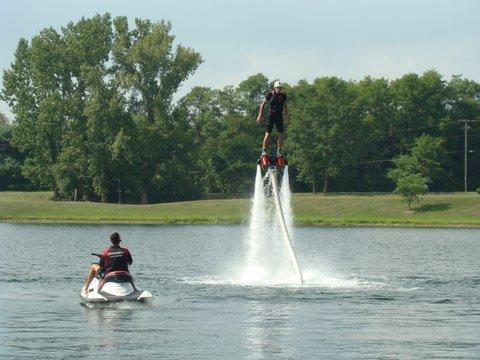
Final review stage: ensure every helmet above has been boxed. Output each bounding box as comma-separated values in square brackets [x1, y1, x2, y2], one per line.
[274, 80, 282, 88]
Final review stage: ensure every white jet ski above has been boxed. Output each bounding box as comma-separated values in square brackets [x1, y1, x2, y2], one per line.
[81, 254, 153, 303]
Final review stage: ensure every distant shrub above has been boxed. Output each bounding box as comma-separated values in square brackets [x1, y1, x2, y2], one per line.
[476, 187, 480, 195]
[394, 173, 429, 211]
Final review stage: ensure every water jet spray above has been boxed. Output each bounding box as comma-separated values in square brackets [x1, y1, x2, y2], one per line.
[245, 154, 303, 285]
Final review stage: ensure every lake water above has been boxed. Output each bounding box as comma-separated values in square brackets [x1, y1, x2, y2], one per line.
[0, 223, 479, 359]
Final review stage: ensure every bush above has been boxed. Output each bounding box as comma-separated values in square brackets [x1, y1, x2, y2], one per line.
[476, 187, 480, 195]
[394, 173, 429, 211]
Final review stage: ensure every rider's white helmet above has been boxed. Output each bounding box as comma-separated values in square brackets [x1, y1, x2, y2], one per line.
[274, 80, 282, 88]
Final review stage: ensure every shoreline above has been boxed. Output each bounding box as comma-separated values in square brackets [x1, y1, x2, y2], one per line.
[1, 191, 479, 228]
[1, 218, 479, 228]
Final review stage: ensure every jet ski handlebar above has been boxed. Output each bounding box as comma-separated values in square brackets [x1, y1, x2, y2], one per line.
[91, 252, 102, 258]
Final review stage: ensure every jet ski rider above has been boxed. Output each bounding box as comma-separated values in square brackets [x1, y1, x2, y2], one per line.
[81, 232, 133, 295]
[256, 80, 289, 156]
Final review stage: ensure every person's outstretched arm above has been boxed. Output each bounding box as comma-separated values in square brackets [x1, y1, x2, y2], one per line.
[256, 99, 267, 124]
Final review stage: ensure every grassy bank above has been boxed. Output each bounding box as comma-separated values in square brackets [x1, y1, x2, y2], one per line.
[0, 191, 479, 227]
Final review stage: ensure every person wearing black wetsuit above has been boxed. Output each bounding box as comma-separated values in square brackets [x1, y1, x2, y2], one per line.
[256, 80, 289, 156]
[80, 232, 133, 295]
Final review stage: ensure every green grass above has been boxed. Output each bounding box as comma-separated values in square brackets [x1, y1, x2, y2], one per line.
[292, 192, 480, 226]
[0, 191, 479, 227]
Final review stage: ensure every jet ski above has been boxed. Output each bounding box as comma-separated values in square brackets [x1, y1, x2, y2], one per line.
[81, 253, 153, 303]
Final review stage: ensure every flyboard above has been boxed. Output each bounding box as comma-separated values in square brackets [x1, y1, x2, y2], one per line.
[258, 153, 304, 284]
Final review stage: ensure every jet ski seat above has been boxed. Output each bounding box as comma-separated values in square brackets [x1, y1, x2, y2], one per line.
[98, 271, 135, 292]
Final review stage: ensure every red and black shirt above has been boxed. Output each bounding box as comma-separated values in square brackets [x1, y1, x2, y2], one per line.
[99, 245, 133, 274]
[266, 91, 287, 115]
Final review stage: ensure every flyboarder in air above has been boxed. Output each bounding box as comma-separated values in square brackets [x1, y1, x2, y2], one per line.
[253, 81, 303, 284]
[256, 80, 289, 156]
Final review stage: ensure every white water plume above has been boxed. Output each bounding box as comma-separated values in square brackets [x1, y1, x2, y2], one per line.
[243, 166, 269, 281]
[242, 166, 301, 284]
[280, 166, 294, 236]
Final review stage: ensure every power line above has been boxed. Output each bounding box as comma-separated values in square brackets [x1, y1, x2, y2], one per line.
[363, 123, 454, 138]
[447, 150, 468, 154]
[339, 158, 393, 168]
[387, 123, 453, 134]
[442, 134, 480, 140]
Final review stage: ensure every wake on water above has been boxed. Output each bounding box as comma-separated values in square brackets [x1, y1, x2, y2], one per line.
[239, 165, 371, 289]
[184, 165, 381, 290]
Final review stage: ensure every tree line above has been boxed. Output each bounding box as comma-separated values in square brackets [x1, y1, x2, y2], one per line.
[1, 14, 479, 203]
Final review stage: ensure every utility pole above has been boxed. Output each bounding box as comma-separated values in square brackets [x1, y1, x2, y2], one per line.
[459, 119, 474, 192]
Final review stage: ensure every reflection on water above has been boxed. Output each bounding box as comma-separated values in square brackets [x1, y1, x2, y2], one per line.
[245, 301, 295, 359]
[82, 306, 135, 352]
[0, 223, 479, 359]
[83, 305, 135, 327]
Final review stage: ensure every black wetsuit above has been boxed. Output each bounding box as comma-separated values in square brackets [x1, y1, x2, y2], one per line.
[265, 91, 287, 133]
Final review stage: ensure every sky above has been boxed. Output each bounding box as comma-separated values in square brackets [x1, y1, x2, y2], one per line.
[1, 0, 479, 120]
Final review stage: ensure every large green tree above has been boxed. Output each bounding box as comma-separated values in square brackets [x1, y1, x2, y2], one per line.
[54, 14, 116, 201]
[390, 71, 449, 149]
[177, 86, 224, 193]
[288, 77, 362, 193]
[2, 30, 68, 198]
[2, 14, 203, 203]
[237, 73, 270, 119]
[1, 14, 116, 200]
[179, 76, 267, 195]
[352, 76, 395, 191]
[444, 76, 480, 190]
[112, 17, 202, 203]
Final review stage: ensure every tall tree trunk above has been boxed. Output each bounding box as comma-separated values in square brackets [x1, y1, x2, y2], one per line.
[52, 186, 60, 201]
[74, 188, 79, 202]
[101, 193, 108, 203]
[323, 171, 329, 195]
[141, 183, 149, 204]
[312, 179, 316, 194]
[118, 180, 122, 204]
